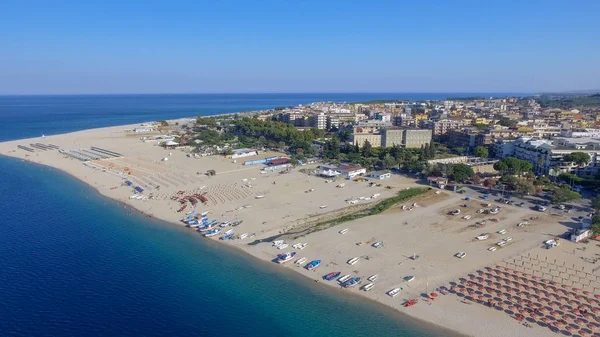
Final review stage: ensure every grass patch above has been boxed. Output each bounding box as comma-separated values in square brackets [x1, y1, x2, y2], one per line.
[306, 187, 428, 233]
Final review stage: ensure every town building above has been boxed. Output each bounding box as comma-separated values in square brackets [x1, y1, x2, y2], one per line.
[369, 170, 392, 180]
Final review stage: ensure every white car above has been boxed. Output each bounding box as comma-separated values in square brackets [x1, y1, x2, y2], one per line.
[455, 252, 467, 259]
[476, 234, 489, 240]
[497, 229, 507, 235]
[488, 246, 497, 252]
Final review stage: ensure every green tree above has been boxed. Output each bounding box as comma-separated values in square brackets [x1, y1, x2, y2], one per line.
[453, 147, 466, 156]
[515, 179, 535, 195]
[551, 186, 581, 204]
[563, 152, 591, 166]
[361, 140, 373, 158]
[323, 136, 341, 159]
[590, 196, 600, 213]
[448, 163, 474, 183]
[473, 146, 489, 158]
[592, 216, 600, 235]
[494, 157, 533, 176]
[382, 154, 397, 169]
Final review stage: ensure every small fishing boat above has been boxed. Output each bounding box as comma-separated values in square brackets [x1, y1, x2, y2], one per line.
[239, 233, 248, 240]
[292, 243, 303, 249]
[200, 211, 209, 217]
[305, 260, 321, 270]
[367, 274, 378, 282]
[277, 243, 289, 249]
[185, 209, 195, 215]
[276, 252, 297, 264]
[323, 271, 341, 281]
[403, 299, 418, 307]
[319, 205, 328, 209]
[343, 277, 361, 288]
[387, 288, 401, 297]
[273, 240, 285, 246]
[204, 228, 222, 237]
[255, 195, 265, 199]
[220, 221, 231, 227]
[295, 257, 307, 265]
[198, 222, 218, 232]
[361, 282, 374, 291]
[298, 243, 307, 250]
[225, 229, 233, 235]
[338, 274, 351, 283]
[403, 275, 415, 283]
[347, 257, 360, 265]
[219, 233, 234, 240]
[372, 241, 383, 248]
[339, 228, 349, 234]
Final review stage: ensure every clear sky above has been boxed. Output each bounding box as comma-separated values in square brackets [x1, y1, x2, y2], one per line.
[1, 0, 599, 94]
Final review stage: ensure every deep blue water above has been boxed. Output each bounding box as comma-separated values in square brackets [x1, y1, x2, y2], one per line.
[0, 94, 490, 336]
[0, 93, 525, 141]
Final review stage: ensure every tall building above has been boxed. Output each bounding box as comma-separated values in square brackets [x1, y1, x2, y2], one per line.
[403, 129, 433, 148]
[313, 112, 327, 130]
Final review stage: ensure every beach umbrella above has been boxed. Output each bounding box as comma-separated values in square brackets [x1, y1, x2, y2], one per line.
[539, 307, 549, 313]
[531, 312, 540, 320]
[573, 288, 581, 292]
[579, 330, 590, 337]
[584, 291, 592, 296]
[584, 313, 595, 321]
[543, 317, 553, 324]
[555, 320, 566, 327]
[575, 318, 587, 325]
[566, 325, 576, 333]
[588, 323, 598, 331]
[533, 275, 541, 280]
[595, 294, 600, 299]
[570, 300, 579, 306]
[592, 308, 600, 315]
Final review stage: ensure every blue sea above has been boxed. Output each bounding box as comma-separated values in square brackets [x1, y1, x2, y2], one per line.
[0, 94, 506, 336]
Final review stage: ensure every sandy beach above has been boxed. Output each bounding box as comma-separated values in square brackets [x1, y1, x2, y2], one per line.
[2, 122, 599, 337]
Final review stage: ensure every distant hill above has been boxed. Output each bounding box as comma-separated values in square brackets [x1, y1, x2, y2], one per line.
[535, 93, 600, 109]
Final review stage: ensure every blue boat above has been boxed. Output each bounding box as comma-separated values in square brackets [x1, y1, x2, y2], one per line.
[203, 228, 222, 237]
[305, 260, 321, 270]
[343, 277, 361, 288]
[219, 233, 234, 240]
[323, 271, 341, 281]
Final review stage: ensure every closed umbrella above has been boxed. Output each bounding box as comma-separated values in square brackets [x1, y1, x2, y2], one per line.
[579, 329, 590, 336]
[566, 325, 576, 333]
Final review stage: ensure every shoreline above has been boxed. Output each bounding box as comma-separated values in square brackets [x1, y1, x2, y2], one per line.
[0, 123, 580, 337]
[0, 154, 463, 337]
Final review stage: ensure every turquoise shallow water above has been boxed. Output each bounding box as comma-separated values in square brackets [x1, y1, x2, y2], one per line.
[0, 156, 456, 337]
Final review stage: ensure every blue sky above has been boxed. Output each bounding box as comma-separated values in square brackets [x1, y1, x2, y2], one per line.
[1, 0, 599, 94]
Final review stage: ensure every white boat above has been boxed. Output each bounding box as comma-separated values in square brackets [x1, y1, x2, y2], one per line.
[292, 243, 303, 249]
[273, 240, 285, 245]
[451, 209, 461, 215]
[497, 229, 507, 235]
[497, 241, 507, 247]
[372, 193, 380, 198]
[403, 275, 415, 282]
[277, 243, 289, 249]
[455, 252, 467, 259]
[463, 215, 472, 220]
[319, 205, 328, 209]
[338, 274, 351, 283]
[277, 252, 296, 264]
[298, 243, 307, 250]
[488, 246, 497, 252]
[347, 257, 360, 265]
[387, 288, 401, 297]
[505, 236, 512, 242]
[220, 221, 231, 227]
[367, 274, 378, 282]
[339, 228, 349, 234]
[239, 233, 248, 240]
[295, 257, 307, 265]
[476, 234, 489, 240]
[255, 195, 265, 199]
[372, 241, 383, 248]
[203, 228, 222, 237]
[361, 283, 375, 291]
[225, 229, 233, 235]
[200, 211, 209, 216]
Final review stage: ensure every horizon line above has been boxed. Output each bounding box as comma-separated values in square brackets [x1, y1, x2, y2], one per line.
[0, 91, 539, 97]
